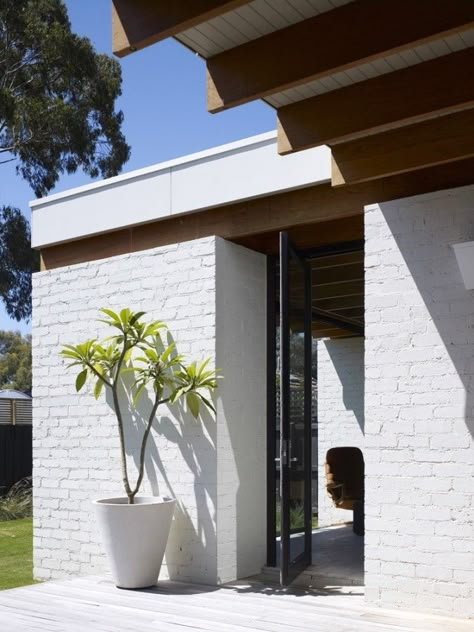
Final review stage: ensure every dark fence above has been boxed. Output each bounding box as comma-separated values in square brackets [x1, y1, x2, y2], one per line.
[0, 398, 32, 495]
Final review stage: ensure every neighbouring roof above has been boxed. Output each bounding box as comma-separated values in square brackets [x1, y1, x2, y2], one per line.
[0, 389, 32, 400]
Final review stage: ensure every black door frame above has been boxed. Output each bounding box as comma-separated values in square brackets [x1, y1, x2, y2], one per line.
[279, 231, 313, 584]
[266, 238, 365, 577]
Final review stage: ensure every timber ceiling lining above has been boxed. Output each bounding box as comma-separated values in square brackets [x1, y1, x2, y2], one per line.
[284, 248, 364, 339]
[113, 0, 474, 189]
[175, 0, 353, 57]
[311, 250, 364, 337]
[266, 28, 474, 108]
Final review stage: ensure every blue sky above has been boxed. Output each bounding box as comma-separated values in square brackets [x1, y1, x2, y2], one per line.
[1, 0, 274, 335]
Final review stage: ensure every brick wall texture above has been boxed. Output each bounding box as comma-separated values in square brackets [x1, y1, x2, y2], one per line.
[33, 237, 218, 582]
[33, 183, 474, 619]
[317, 337, 365, 527]
[32, 235, 267, 585]
[364, 184, 474, 618]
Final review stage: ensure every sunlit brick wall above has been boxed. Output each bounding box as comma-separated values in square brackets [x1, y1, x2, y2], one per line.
[364, 184, 474, 618]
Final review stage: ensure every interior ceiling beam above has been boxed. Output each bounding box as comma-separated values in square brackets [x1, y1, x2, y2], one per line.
[112, 0, 250, 58]
[331, 109, 474, 187]
[206, 0, 474, 112]
[311, 307, 364, 336]
[278, 47, 474, 154]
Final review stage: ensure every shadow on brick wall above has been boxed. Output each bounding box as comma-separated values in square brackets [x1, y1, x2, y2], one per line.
[110, 333, 218, 584]
[379, 193, 474, 443]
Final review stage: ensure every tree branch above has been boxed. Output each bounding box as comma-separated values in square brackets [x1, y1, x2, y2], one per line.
[129, 394, 167, 502]
[111, 334, 133, 502]
[84, 361, 112, 389]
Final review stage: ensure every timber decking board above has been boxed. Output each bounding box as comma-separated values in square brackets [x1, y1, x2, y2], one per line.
[0, 576, 471, 632]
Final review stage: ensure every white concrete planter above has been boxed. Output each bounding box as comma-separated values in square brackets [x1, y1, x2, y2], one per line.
[93, 496, 176, 589]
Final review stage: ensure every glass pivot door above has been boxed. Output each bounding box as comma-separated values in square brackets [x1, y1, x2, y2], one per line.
[279, 231, 312, 585]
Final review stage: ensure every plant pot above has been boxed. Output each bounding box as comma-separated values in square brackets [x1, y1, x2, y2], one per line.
[93, 496, 176, 589]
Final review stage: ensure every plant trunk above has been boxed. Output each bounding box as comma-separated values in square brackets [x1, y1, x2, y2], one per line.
[129, 397, 161, 502]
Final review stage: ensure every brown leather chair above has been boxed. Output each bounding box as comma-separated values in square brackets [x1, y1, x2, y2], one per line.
[325, 447, 364, 534]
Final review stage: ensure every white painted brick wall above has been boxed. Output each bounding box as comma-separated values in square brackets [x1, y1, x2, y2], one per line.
[215, 240, 267, 582]
[33, 235, 267, 585]
[317, 338, 365, 527]
[365, 184, 474, 618]
[33, 237, 218, 583]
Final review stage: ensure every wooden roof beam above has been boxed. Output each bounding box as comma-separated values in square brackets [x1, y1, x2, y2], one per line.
[207, 0, 474, 112]
[278, 48, 474, 154]
[332, 109, 474, 187]
[112, 0, 250, 58]
[40, 156, 474, 270]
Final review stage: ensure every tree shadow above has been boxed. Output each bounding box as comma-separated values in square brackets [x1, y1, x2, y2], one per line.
[105, 331, 218, 583]
[378, 196, 474, 442]
[322, 338, 365, 434]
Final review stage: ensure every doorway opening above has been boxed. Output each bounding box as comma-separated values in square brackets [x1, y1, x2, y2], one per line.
[266, 234, 365, 588]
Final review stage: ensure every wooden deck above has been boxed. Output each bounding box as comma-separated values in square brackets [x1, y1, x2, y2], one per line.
[0, 575, 472, 632]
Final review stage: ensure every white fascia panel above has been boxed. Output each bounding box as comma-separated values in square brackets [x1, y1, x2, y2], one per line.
[31, 170, 171, 249]
[31, 132, 331, 249]
[171, 140, 329, 214]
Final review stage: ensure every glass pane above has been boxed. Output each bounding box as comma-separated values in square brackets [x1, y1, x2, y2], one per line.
[288, 252, 309, 565]
[275, 322, 281, 538]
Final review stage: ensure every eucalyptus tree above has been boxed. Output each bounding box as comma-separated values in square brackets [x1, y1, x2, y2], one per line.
[0, 0, 131, 319]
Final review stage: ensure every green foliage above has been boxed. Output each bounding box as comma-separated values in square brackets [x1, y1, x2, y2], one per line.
[61, 308, 218, 416]
[0, 478, 32, 521]
[60, 309, 219, 502]
[0, 0, 130, 196]
[275, 500, 318, 535]
[0, 0, 129, 321]
[0, 207, 39, 321]
[0, 329, 31, 393]
[0, 518, 36, 590]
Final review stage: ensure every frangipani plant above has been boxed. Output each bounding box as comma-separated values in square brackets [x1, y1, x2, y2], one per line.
[60, 308, 218, 505]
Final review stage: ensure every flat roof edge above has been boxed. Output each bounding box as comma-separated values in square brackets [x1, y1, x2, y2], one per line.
[30, 131, 277, 209]
[31, 133, 331, 249]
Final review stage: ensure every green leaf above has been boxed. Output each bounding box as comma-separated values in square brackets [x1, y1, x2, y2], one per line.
[75, 369, 87, 392]
[99, 308, 120, 322]
[197, 357, 211, 377]
[160, 342, 175, 363]
[198, 394, 216, 415]
[132, 382, 146, 406]
[93, 379, 104, 400]
[119, 308, 131, 324]
[129, 311, 146, 326]
[186, 392, 200, 418]
[144, 348, 158, 362]
[170, 387, 186, 404]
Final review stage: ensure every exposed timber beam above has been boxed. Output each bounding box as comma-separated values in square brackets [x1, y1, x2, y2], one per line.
[40, 156, 474, 270]
[112, 0, 250, 58]
[207, 0, 474, 112]
[278, 48, 474, 154]
[291, 306, 363, 335]
[312, 308, 364, 336]
[332, 109, 474, 186]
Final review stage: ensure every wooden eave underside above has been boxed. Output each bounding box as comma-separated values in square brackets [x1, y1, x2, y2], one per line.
[112, 0, 474, 189]
[40, 155, 474, 271]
